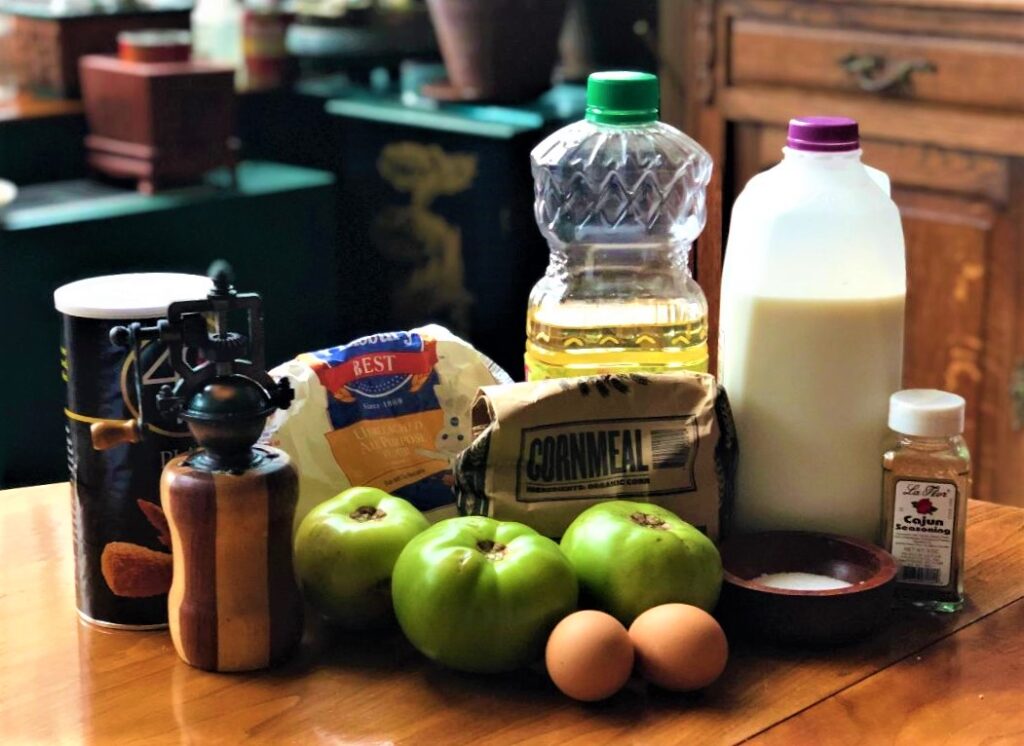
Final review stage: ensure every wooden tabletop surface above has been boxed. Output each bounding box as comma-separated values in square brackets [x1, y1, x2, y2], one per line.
[1, 484, 1022, 745]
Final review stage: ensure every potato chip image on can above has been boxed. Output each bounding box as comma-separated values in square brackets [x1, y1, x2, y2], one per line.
[55, 273, 210, 629]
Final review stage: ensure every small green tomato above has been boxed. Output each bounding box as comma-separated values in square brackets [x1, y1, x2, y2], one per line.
[391, 516, 578, 673]
[294, 486, 430, 629]
[560, 500, 722, 625]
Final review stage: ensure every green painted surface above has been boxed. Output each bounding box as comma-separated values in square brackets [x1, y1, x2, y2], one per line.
[0, 0, 191, 20]
[0, 112, 87, 186]
[324, 82, 587, 376]
[327, 98, 542, 140]
[0, 160, 339, 487]
[325, 84, 587, 140]
[3, 161, 335, 231]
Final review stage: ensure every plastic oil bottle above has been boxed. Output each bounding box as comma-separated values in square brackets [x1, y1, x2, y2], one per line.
[525, 71, 713, 380]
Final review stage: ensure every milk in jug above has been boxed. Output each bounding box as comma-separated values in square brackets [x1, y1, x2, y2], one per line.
[718, 116, 906, 542]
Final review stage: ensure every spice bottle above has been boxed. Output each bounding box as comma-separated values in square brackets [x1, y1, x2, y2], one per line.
[882, 389, 970, 612]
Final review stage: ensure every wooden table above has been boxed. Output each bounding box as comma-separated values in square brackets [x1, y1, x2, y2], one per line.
[2, 484, 1022, 744]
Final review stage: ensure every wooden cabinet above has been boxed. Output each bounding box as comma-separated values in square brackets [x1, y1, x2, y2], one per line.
[659, 0, 1024, 505]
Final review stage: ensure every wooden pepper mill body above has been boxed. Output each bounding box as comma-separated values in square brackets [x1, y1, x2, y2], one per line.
[161, 446, 303, 672]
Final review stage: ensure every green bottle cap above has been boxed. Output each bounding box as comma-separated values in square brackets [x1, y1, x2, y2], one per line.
[585, 71, 660, 125]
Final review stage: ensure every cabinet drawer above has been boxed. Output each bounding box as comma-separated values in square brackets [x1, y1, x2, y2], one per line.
[728, 19, 1024, 112]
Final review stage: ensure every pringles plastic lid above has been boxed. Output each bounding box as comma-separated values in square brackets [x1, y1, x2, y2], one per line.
[787, 116, 860, 152]
[888, 389, 966, 438]
[585, 71, 659, 126]
[54, 273, 212, 320]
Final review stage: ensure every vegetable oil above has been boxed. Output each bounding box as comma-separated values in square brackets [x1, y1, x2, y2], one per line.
[525, 300, 708, 379]
[525, 71, 712, 380]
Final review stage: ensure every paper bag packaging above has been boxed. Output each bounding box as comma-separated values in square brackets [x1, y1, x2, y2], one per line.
[454, 373, 737, 540]
[261, 325, 510, 531]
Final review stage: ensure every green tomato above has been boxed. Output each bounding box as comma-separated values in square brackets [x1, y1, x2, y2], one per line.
[560, 501, 722, 626]
[294, 486, 430, 629]
[392, 516, 578, 673]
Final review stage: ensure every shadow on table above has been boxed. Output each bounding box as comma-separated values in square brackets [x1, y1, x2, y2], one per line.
[272, 607, 741, 724]
[276, 611, 420, 676]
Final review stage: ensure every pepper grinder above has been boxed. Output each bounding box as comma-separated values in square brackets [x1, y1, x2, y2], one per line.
[99, 261, 303, 671]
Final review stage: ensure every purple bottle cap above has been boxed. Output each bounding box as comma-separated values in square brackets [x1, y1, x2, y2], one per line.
[787, 116, 859, 152]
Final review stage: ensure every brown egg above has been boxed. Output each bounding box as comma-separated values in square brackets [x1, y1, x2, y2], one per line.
[545, 610, 635, 701]
[628, 603, 728, 691]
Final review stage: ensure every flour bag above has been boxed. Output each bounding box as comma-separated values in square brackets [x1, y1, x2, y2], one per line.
[261, 325, 511, 530]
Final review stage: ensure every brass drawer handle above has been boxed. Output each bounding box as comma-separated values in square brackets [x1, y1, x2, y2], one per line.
[839, 53, 937, 94]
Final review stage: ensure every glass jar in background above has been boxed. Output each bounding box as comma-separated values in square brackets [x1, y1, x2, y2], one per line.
[242, 0, 295, 91]
[192, 0, 244, 82]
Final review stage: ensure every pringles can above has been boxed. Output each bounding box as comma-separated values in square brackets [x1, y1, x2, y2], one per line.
[54, 273, 211, 628]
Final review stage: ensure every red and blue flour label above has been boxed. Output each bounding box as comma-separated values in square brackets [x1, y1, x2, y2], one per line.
[297, 331, 461, 511]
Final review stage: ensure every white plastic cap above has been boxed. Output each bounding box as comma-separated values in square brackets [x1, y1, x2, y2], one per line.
[888, 389, 965, 437]
[54, 273, 211, 320]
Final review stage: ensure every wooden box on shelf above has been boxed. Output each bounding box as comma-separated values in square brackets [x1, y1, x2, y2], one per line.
[79, 55, 237, 194]
[9, 5, 190, 98]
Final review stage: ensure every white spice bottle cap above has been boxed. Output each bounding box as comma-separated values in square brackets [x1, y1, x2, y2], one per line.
[888, 389, 965, 437]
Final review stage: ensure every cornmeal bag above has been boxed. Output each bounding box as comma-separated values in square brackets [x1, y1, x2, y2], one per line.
[261, 325, 510, 530]
[454, 372, 737, 540]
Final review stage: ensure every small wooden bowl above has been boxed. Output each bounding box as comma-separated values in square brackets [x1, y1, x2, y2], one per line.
[718, 531, 897, 645]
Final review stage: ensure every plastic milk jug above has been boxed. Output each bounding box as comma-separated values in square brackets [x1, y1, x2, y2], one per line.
[718, 116, 906, 542]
